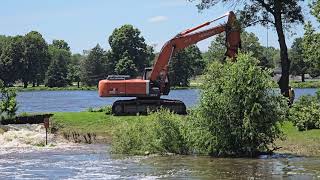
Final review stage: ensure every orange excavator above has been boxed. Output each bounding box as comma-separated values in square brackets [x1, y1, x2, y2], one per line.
[99, 11, 241, 115]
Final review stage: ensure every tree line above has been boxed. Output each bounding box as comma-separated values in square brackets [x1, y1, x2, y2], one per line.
[0, 25, 205, 88]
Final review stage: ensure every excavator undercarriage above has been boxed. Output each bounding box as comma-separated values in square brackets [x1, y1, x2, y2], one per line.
[112, 98, 187, 115]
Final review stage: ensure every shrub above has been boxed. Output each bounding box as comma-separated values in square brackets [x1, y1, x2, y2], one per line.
[86, 105, 112, 114]
[192, 53, 288, 156]
[289, 95, 320, 131]
[0, 80, 18, 121]
[111, 109, 188, 155]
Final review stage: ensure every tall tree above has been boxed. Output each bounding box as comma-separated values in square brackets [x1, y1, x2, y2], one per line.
[190, 0, 304, 96]
[204, 31, 275, 68]
[0, 36, 25, 86]
[289, 37, 308, 82]
[311, 0, 320, 22]
[108, 25, 154, 74]
[81, 44, 107, 86]
[302, 22, 320, 78]
[68, 53, 84, 88]
[169, 45, 203, 86]
[22, 31, 49, 88]
[45, 47, 70, 87]
[52, 39, 70, 51]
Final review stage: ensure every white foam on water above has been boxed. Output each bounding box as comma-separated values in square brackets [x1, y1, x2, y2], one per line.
[0, 124, 77, 155]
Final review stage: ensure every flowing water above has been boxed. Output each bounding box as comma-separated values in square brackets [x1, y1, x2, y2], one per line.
[1, 88, 319, 179]
[16, 88, 318, 113]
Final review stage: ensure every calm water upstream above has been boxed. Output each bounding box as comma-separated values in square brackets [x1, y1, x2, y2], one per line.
[16, 88, 318, 113]
[0, 144, 319, 179]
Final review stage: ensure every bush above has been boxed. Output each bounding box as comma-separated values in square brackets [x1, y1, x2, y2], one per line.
[111, 109, 188, 155]
[191, 53, 288, 156]
[0, 80, 18, 121]
[289, 95, 320, 131]
[86, 106, 112, 114]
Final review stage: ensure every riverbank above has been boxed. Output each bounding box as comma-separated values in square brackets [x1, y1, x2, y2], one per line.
[48, 112, 320, 157]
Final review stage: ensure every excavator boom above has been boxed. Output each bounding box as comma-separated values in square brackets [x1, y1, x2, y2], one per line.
[98, 11, 241, 115]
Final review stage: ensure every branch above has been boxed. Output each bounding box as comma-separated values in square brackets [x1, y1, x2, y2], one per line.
[244, 19, 275, 28]
[256, 0, 275, 15]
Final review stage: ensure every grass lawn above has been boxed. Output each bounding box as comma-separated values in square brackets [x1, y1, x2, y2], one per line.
[51, 112, 320, 156]
[275, 121, 320, 157]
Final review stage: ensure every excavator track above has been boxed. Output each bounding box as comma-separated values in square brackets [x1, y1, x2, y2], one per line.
[112, 98, 187, 115]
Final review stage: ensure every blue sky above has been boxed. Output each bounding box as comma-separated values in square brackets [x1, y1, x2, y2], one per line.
[0, 0, 318, 53]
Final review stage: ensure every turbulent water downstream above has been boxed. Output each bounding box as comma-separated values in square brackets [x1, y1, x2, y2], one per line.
[0, 124, 320, 179]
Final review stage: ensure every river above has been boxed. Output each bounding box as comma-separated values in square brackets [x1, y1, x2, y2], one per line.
[16, 88, 318, 113]
[1, 88, 319, 179]
[0, 144, 319, 179]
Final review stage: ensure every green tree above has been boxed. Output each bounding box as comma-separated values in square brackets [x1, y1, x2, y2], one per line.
[52, 39, 70, 51]
[0, 36, 24, 86]
[289, 37, 308, 82]
[0, 80, 17, 119]
[311, 0, 320, 22]
[169, 45, 203, 86]
[205, 31, 274, 68]
[68, 53, 83, 88]
[45, 47, 70, 87]
[109, 25, 154, 74]
[192, 53, 287, 156]
[115, 53, 138, 76]
[190, 0, 304, 97]
[22, 31, 49, 88]
[81, 44, 107, 86]
[302, 22, 320, 78]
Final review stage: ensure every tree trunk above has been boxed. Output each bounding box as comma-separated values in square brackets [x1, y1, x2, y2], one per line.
[77, 81, 80, 88]
[301, 73, 305, 82]
[23, 81, 28, 88]
[32, 82, 36, 87]
[274, 3, 290, 97]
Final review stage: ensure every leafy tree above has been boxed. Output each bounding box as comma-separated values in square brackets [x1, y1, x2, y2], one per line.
[45, 47, 70, 87]
[192, 53, 287, 156]
[0, 80, 17, 119]
[190, 0, 304, 97]
[302, 22, 320, 78]
[115, 54, 138, 76]
[289, 37, 308, 82]
[0, 36, 24, 86]
[68, 53, 83, 88]
[51, 39, 70, 51]
[81, 44, 107, 86]
[311, 0, 320, 22]
[109, 25, 154, 74]
[205, 31, 274, 68]
[22, 31, 49, 88]
[169, 45, 203, 86]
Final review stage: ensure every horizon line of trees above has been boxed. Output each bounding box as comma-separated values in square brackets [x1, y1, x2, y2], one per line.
[1, 19, 319, 88]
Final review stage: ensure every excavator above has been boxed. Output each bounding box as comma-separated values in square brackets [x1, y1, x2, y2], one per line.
[98, 11, 241, 115]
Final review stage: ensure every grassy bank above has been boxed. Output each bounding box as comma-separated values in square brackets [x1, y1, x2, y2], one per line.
[291, 80, 320, 88]
[50, 112, 320, 156]
[275, 121, 320, 156]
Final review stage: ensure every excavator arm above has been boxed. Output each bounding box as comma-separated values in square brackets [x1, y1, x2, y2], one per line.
[149, 11, 241, 88]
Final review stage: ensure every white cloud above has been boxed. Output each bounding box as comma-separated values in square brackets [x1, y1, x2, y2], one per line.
[148, 16, 168, 23]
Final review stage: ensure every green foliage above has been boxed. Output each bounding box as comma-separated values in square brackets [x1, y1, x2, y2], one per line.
[108, 24, 154, 75]
[302, 22, 320, 78]
[289, 37, 309, 82]
[45, 47, 70, 87]
[68, 53, 83, 87]
[0, 80, 18, 120]
[0, 36, 24, 86]
[112, 110, 187, 155]
[81, 44, 108, 86]
[311, 0, 320, 22]
[86, 105, 112, 114]
[289, 95, 320, 131]
[193, 53, 287, 156]
[51, 39, 70, 51]
[22, 31, 49, 87]
[169, 45, 204, 86]
[204, 31, 276, 69]
[115, 54, 138, 76]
